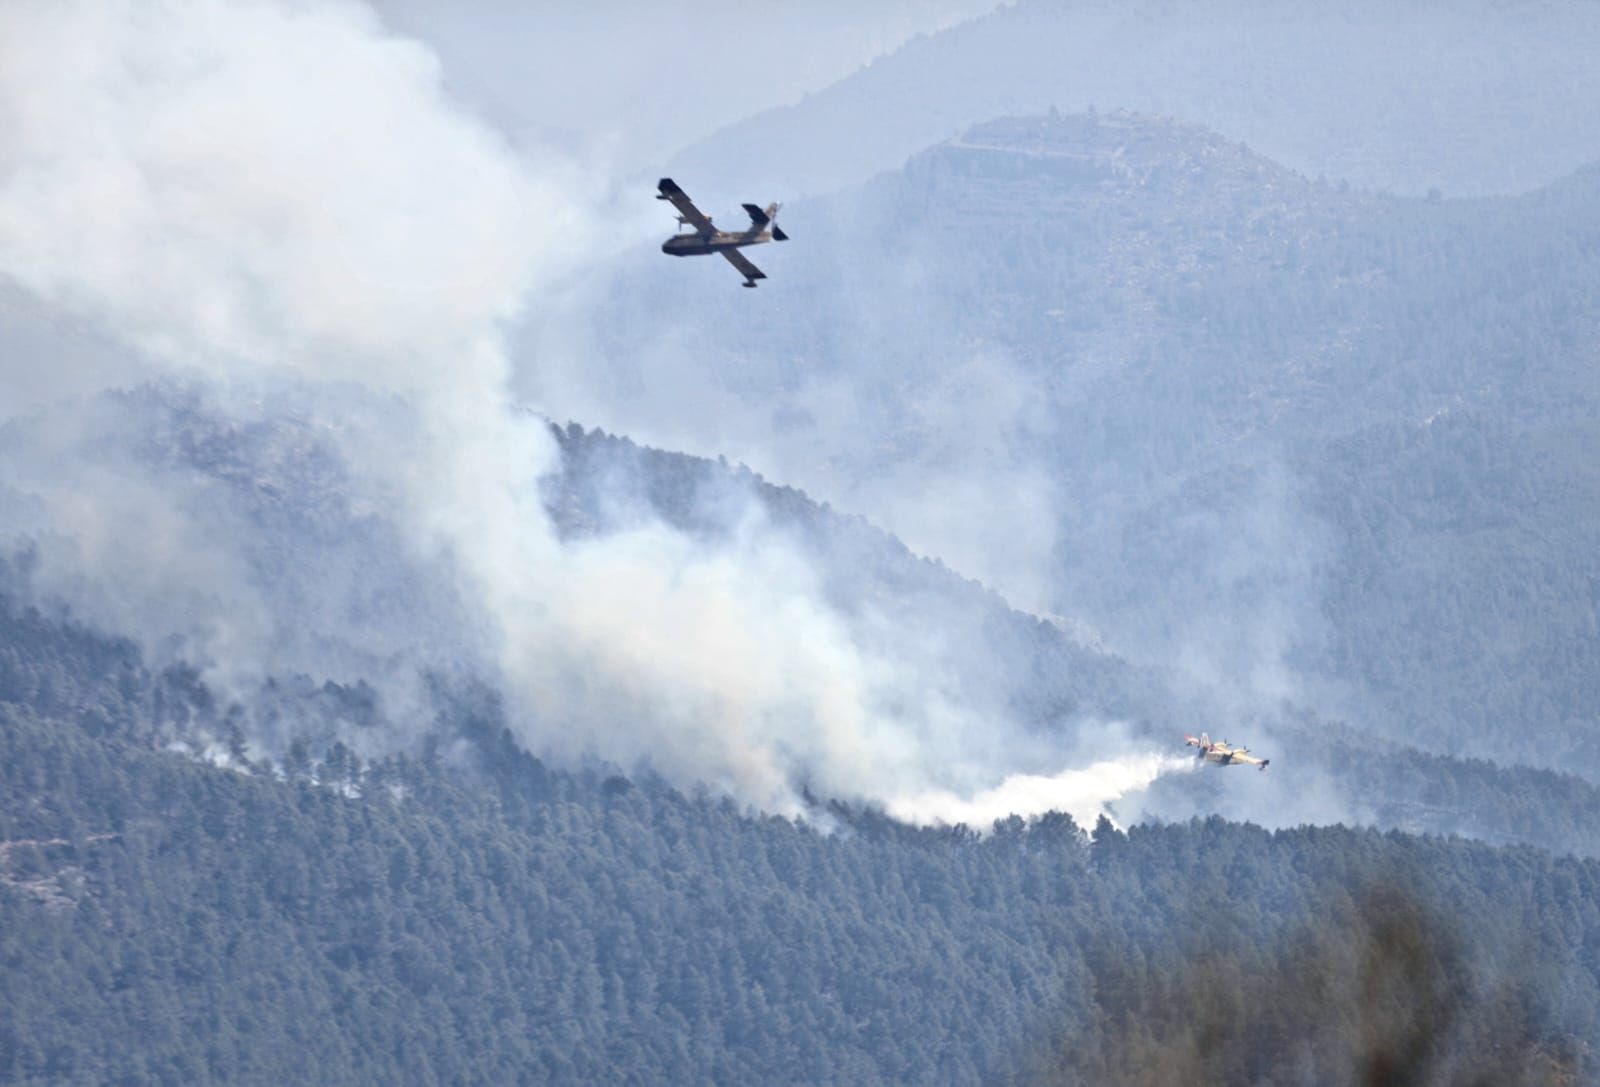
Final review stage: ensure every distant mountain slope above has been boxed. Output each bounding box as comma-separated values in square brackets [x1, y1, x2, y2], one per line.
[8, 391, 1600, 856]
[669, 0, 1600, 199]
[553, 111, 1600, 779]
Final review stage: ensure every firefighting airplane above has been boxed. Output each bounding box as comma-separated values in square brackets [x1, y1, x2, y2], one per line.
[657, 177, 788, 287]
[1185, 733, 1271, 770]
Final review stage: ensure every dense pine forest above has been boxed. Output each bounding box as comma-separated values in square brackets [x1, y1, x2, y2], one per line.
[3, 430, 1599, 1082]
[3, 647, 1596, 1085]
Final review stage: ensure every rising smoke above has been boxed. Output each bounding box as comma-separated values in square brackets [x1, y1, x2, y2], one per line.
[0, 0, 1179, 825]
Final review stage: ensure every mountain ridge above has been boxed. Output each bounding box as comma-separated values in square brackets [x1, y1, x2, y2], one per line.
[668, 0, 1600, 200]
[554, 107, 1600, 784]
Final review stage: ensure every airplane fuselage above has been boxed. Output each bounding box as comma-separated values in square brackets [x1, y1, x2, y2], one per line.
[661, 230, 777, 256]
[1184, 734, 1269, 769]
[656, 179, 785, 285]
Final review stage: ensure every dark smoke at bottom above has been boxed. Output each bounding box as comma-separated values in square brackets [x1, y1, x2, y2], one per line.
[1019, 882, 1583, 1087]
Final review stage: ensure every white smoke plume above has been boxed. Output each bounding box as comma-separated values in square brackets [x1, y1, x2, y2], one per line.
[888, 753, 1195, 832]
[0, 0, 1181, 826]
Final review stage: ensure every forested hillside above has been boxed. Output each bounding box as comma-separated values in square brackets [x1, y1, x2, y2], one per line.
[7, 404, 1600, 856]
[559, 111, 1600, 782]
[552, 425, 1600, 856]
[3, 667, 1597, 1085]
[2, 347, 1596, 1086]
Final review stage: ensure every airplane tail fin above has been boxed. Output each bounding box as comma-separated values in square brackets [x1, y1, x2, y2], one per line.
[744, 201, 788, 240]
[1199, 732, 1211, 749]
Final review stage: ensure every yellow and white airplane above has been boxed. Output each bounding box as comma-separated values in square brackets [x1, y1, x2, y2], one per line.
[1184, 732, 1270, 770]
[657, 177, 788, 287]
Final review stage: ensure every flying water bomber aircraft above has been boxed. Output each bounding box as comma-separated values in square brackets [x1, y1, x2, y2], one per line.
[658, 177, 788, 287]
[1185, 733, 1270, 771]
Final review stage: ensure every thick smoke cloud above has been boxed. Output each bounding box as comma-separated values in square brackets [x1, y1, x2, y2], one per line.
[0, 0, 1174, 825]
[0, 0, 576, 383]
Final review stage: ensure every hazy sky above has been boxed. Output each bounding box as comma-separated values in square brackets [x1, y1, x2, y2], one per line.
[372, 0, 1001, 168]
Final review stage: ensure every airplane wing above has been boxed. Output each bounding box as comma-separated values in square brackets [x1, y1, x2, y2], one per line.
[657, 178, 715, 235]
[1233, 751, 1270, 769]
[720, 247, 767, 286]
